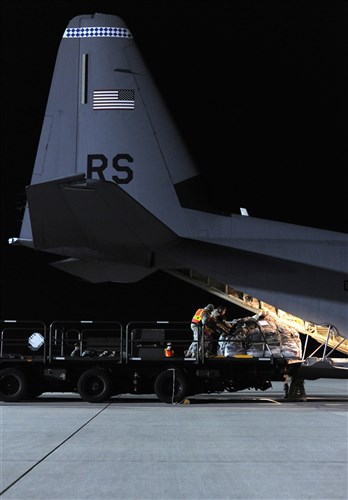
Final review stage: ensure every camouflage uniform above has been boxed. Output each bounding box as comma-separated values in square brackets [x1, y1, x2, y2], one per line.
[186, 304, 214, 358]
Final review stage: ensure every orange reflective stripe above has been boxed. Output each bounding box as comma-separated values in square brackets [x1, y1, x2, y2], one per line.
[191, 308, 204, 323]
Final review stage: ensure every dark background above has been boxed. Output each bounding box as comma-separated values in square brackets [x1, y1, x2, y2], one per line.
[1, 0, 347, 323]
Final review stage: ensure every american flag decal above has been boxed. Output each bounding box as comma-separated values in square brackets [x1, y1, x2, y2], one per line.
[93, 89, 135, 110]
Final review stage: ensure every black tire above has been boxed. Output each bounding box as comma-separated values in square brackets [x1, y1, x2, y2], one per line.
[0, 368, 28, 402]
[77, 369, 112, 402]
[154, 369, 188, 404]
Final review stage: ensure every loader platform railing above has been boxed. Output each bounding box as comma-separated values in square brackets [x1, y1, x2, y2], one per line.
[48, 320, 124, 362]
[0, 320, 47, 360]
[125, 320, 193, 362]
[1, 319, 346, 366]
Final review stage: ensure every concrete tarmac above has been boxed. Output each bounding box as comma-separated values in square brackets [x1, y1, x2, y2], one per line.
[1, 379, 347, 500]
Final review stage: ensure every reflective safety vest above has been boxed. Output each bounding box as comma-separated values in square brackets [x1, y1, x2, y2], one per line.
[191, 308, 204, 324]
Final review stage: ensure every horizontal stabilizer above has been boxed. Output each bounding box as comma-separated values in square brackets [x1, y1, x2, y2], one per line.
[26, 173, 88, 250]
[26, 175, 180, 281]
[8, 238, 34, 248]
[51, 258, 155, 283]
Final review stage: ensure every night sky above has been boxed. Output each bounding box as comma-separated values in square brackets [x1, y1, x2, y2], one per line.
[1, 1, 347, 323]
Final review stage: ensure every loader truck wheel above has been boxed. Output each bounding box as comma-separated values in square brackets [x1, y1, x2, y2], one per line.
[77, 368, 112, 402]
[0, 368, 28, 402]
[154, 369, 188, 403]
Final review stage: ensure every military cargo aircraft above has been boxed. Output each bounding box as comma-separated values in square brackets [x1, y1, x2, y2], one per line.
[8, 13, 348, 388]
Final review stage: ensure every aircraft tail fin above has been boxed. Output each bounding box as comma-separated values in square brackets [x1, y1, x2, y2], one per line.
[20, 13, 200, 242]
